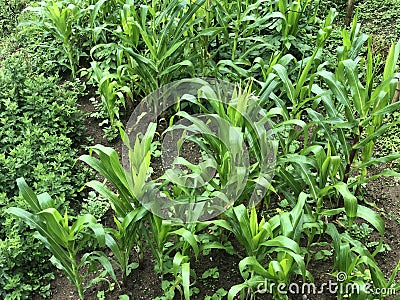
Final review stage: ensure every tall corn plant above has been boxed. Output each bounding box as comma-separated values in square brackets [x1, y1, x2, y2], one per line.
[176, 81, 276, 209]
[316, 37, 400, 203]
[8, 178, 116, 300]
[100, 0, 205, 97]
[202, 0, 319, 81]
[259, 13, 400, 229]
[22, 1, 85, 78]
[257, 7, 337, 157]
[80, 124, 156, 278]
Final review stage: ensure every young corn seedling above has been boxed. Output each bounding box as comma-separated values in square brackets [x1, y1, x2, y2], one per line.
[326, 223, 399, 300]
[158, 252, 192, 300]
[104, 206, 148, 285]
[91, 62, 133, 128]
[316, 36, 400, 205]
[145, 214, 201, 275]
[224, 194, 310, 299]
[80, 123, 156, 278]
[8, 178, 116, 300]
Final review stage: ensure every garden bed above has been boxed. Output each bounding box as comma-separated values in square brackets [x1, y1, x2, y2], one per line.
[2, 0, 400, 299]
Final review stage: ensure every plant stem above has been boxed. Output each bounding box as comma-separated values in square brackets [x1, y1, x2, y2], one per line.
[344, 0, 355, 26]
[69, 249, 84, 300]
[340, 126, 362, 207]
[391, 77, 400, 103]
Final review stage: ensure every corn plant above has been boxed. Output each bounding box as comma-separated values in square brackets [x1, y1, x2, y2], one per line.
[315, 37, 400, 204]
[145, 215, 197, 277]
[99, 0, 205, 97]
[260, 6, 336, 107]
[326, 223, 400, 300]
[206, 0, 280, 77]
[257, 8, 337, 156]
[8, 178, 116, 300]
[80, 123, 156, 211]
[276, 0, 313, 50]
[80, 124, 156, 281]
[91, 61, 133, 127]
[161, 112, 248, 215]
[228, 250, 306, 300]
[104, 206, 148, 285]
[158, 252, 191, 300]
[21, 1, 85, 78]
[204, 0, 325, 81]
[222, 199, 308, 299]
[145, 214, 174, 275]
[337, 12, 369, 62]
[175, 80, 276, 209]
[146, 215, 203, 269]
[143, 217, 226, 300]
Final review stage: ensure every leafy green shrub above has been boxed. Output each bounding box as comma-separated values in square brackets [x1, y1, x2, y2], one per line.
[0, 54, 85, 197]
[0, 193, 54, 299]
[0, 52, 86, 298]
[0, 0, 29, 36]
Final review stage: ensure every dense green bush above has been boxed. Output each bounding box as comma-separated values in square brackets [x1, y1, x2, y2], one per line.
[0, 0, 29, 36]
[0, 51, 86, 298]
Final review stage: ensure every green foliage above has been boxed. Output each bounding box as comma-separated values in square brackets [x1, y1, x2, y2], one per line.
[2, 0, 400, 299]
[224, 194, 309, 299]
[9, 178, 117, 300]
[80, 191, 110, 221]
[0, 191, 53, 299]
[326, 223, 400, 300]
[356, 0, 400, 46]
[0, 48, 87, 298]
[0, 0, 29, 36]
[104, 207, 147, 284]
[0, 53, 85, 197]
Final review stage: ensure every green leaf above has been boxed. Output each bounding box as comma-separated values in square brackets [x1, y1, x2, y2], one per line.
[383, 40, 400, 81]
[318, 70, 352, 110]
[372, 101, 400, 116]
[17, 177, 41, 213]
[353, 123, 392, 149]
[356, 205, 384, 235]
[342, 59, 366, 117]
[170, 228, 199, 258]
[261, 236, 300, 254]
[273, 64, 295, 104]
[334, 182, 357, 220]
[182, 262, 190, 300]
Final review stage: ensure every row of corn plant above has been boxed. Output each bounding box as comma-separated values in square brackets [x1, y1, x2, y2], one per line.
[20, 0, 331, 126]
[7, 0, 400, 299]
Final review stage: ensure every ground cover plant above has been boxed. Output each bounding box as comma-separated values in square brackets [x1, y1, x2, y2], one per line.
[2, 0, 400, 299]
[0, 48, 88, 298]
